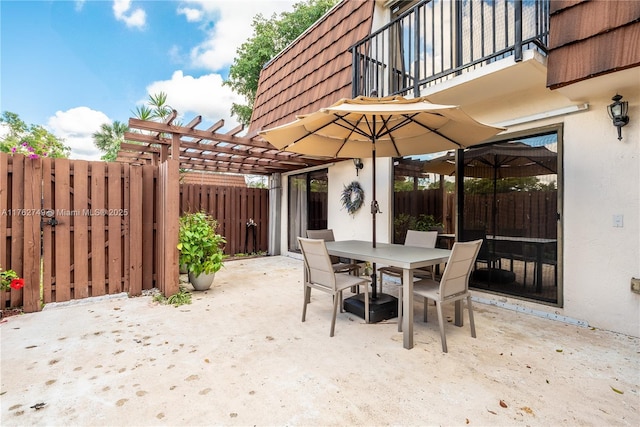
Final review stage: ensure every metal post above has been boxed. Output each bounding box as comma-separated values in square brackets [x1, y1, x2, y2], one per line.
[455, 148, 464, 241]
[515, 0, 523, 61]
[352, 47, 359, 98]
[455, 0, 463, 75]
[413, 5, 420, 98]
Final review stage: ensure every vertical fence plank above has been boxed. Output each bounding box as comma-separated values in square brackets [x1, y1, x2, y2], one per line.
[107, 162, 122, 293]
[128, 165, 143, 295]
[0, 154, 9, 308]
[0, 154, 27, 309]
[122, 164, 130, 293]
[54, 158, 72, 302]
[22, 157, 42, 312]
[157, 160, 179, 296]
[0, 154, 24, 307]
[165, 161, 179, 295]
[73, 161, 90, 299]
[142, 165, 155, 290]
[9, 155, 25, 308]
[91, 162, 106, 296]
[259, 188, 268, 252]
[156, 166, 166, 292]
[42, 158, 53, 303]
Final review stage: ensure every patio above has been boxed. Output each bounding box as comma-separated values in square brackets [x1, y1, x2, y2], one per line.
[1, 256, 638, 426]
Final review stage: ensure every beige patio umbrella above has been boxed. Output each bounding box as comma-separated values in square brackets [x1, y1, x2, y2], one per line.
[260, 95, 504, 245]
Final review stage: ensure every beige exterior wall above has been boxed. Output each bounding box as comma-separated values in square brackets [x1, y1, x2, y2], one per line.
[561, 87, 639, 337]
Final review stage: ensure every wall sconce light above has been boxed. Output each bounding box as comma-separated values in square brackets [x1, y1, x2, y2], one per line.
[607, 94, 629, 141]
[353, 158, 364, 176]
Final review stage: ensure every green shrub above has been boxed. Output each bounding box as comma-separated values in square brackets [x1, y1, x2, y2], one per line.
[178, 212, 226, 276]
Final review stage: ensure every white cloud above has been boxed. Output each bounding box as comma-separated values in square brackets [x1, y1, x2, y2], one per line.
[47, 107, 110, 161]
[144, 70, 244, 129]
[113, 0, 146, 30]
[180, 0, 296, 72]
[177, 6, 203, 22]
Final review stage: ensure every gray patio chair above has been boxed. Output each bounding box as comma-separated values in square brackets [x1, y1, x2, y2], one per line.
[306, 229, 360, 276]
[378, 230, 438, 332]
[412, 239, 482, 352]
[462, 229, 501, 271]
[298, 237, 370, 336]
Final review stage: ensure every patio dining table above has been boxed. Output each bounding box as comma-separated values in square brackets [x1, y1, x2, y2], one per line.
[325, 240, 451, 349]
[487, 235, 557, 292]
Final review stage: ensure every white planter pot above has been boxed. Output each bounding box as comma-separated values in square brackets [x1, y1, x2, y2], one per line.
[188, 271, 216, 291]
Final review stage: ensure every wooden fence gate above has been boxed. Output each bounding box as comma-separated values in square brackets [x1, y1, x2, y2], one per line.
[1, 154, 179, 313]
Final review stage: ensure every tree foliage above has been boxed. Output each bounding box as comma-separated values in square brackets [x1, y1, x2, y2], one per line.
[132, 92, 175, 123]
[0, 111, 70, 158]
[225, 0, 338, 126]
[395, 176, 555, 194]
[93, 91, 177, 162]
[92, 120, 128, 162]
[464, 177, 556, 194]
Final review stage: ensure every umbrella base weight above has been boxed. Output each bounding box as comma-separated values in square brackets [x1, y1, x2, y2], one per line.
[343, 293, 398, 323]
[472, 268, 515, 284]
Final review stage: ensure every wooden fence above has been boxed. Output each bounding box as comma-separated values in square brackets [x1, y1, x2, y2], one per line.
[179, 184, 269, 255]
[394, 189, 557, 239]
[463, 191, 557, 238]
[1, 153, 268, 313]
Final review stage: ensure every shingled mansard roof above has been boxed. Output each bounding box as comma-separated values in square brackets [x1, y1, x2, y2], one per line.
[248, 0, 375, 135]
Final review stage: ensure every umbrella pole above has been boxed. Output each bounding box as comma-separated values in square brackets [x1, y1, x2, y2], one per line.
[372, 146, 377, 248]
[371, 142, 378, 299]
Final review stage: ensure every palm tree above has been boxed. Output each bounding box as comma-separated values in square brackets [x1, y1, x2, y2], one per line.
[92, 121, 128, 161]
[133, 92, 175, 123]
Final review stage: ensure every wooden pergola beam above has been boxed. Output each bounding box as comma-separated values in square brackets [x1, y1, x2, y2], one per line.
[128, 118, 273, 150]
[121, 115, 336, 175]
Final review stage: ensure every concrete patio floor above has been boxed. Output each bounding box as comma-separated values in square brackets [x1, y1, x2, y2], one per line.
[1, 255, 638, 426]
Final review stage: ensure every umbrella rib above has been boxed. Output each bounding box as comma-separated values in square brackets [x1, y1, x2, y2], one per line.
[380, 113, 466, 151]
[378, 115, 401, 156]
[333, 114, 374, 140]
[282, 115, 368, 157]
[333, 115, 367, 156]
[407, 114, 466, 148]
[522, 155, 556, 174]
[284, 120, 336, 150]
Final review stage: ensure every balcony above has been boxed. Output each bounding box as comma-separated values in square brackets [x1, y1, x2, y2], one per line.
[351, 0, 550, 99]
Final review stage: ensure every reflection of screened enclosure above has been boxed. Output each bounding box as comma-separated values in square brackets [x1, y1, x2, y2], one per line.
[288, 169, 328, 252]
[393, 131, 560, 305]
[352, 0, 549, 97]
[460, 133, 559, 305]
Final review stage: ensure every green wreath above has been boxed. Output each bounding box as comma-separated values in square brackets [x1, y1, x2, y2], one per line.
[341, 181, 364, 215]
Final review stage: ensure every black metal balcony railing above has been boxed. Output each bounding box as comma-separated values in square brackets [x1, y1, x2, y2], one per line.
[351, 0, 549, 98]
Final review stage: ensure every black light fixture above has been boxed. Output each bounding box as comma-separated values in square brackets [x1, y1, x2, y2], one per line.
[353, 158, 364, 176]
[607, 94, 629, 141]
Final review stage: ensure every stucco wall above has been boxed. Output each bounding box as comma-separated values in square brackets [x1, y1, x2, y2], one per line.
[561, 92, 639, 337]
[328, 158, 393, 243]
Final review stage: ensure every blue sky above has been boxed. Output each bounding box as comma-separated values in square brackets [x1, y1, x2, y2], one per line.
[1, 0, 297, 160]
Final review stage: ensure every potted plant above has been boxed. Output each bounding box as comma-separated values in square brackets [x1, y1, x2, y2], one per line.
[177, 212, 226, 291]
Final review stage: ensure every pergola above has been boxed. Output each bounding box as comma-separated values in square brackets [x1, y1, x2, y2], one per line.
[117, 111, 332, 175]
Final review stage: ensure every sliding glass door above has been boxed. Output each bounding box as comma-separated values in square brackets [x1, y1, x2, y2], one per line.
[392, 130, 560, 305]
[288, 169, 328, 252]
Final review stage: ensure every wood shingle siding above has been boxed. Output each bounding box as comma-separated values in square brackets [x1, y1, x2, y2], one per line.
[249, 0, 375, 135]
[547, 0, 640, 89]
